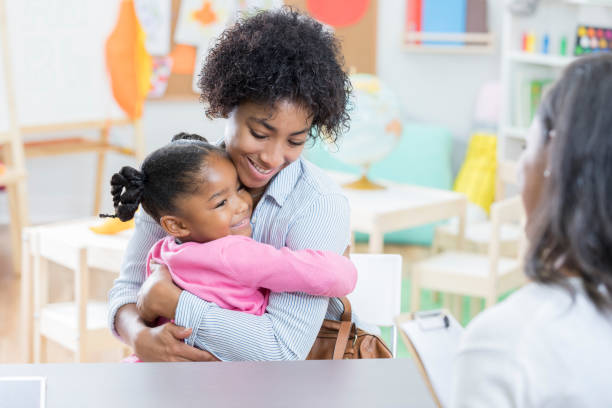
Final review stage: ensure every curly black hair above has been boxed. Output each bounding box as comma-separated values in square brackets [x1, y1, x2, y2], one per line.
[198, 7, 351, 143]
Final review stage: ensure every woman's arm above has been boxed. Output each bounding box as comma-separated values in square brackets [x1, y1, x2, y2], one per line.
[108, 210, 164, 337]
[172, 193, 351, 361]
[450, 315, 525, 408]
[108, 211, 216, 361]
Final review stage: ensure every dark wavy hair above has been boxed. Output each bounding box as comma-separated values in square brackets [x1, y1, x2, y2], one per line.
[198, 7, 351, 143]
[102, 133, 225, 222]
[526, 53, 612, 311]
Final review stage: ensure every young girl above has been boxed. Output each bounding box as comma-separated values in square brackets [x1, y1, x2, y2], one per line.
[104, 133, 357, 328]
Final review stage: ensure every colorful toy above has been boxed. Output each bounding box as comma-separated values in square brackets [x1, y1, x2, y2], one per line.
[560, 36, 568, 56]
[542, 34, 549, 54]
[574, 25, 612, 56]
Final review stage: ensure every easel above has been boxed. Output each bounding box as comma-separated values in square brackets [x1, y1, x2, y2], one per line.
[0, 0, 29, 276]
[19, 118, 145, 217]
[0, 0, 145, 275]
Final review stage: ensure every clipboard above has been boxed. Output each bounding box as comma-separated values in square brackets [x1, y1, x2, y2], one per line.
[395, 310, 464, 408]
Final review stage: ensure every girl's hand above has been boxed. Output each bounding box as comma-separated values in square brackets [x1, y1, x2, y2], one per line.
[133, 322, 220, 362]
[137, 263, 181, 323]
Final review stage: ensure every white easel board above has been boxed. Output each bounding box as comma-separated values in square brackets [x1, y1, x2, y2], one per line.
[0, 0, 125, 133]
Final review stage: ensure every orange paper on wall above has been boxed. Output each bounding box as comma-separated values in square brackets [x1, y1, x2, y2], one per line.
[106, 0, 153, 119]
[169, 44, 197, 75]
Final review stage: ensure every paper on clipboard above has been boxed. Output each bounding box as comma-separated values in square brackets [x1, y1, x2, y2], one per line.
[398, 310, 463, 408]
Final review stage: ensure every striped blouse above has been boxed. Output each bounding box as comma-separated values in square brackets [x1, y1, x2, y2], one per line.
[107, 157, 351, 361]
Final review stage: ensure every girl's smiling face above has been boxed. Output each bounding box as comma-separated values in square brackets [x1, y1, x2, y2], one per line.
[162, 154, 253, 243]
[223, 100, 312, 195]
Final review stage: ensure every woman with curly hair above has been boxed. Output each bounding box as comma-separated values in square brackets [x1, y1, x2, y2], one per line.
[108, 7, 354, 362]
[451, 54, 612, 406]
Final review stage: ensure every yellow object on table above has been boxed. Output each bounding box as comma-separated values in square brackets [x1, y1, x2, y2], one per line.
[89, 217, 135, 235]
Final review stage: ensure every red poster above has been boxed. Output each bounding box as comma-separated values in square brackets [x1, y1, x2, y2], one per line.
[306, 0, 370, 28]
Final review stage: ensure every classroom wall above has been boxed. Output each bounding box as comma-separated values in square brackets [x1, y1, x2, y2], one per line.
[0, 0, 503, 224]
[377, 0, 503, 169]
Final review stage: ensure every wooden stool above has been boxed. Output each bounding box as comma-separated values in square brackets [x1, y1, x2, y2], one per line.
[22, 218, 133, 363]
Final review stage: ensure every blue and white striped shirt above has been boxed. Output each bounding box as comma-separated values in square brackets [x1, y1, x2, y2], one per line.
[108, 156, 351, 361]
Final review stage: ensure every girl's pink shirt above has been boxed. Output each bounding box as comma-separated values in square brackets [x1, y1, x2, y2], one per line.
[146, 235, 357, 316]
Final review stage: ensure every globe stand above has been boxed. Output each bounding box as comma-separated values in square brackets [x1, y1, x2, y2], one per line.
[343, 166, 386, 190]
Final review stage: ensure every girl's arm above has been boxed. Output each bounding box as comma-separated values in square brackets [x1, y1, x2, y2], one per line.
[172, 193, 351, 360]
[221, 238, 357, 297]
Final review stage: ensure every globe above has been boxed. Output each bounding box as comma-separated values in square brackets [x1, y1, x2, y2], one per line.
[328, 73, 402, 189]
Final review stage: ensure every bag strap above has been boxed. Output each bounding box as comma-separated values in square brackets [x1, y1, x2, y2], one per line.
[333, 321, 353, 360]
[332, 298, 354, 360]
[340, 297, 352, 322]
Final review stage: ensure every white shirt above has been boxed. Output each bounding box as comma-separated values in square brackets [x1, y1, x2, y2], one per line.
[451, 279, 612, 408]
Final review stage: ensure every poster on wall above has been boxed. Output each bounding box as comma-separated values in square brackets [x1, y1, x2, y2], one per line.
[135, 0, 172, 56]
[149, 56, 173, 98]
[174, 0, 235, 46]
[236, 0, 283, 16]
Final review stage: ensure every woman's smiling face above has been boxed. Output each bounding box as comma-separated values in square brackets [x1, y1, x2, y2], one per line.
[223, 100, 312, 193]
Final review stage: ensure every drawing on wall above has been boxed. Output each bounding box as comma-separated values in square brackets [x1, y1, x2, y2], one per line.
[134, 0, 172, 56]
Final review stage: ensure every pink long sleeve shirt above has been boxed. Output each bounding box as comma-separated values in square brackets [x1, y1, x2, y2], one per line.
[146, 235, 357, 316]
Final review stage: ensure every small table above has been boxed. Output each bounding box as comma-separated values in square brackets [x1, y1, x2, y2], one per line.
[20, 218, 133, 363]
[330, 172, 467, 253]
[0, 359, 436, 408]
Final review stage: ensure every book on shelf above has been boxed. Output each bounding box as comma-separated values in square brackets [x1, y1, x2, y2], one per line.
[513, 74, 554, 128]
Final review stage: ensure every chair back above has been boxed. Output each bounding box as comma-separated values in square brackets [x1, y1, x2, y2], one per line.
[488, 195, 526, 283]
[347, 254, 403, 356]
[495, 160, 519, 201]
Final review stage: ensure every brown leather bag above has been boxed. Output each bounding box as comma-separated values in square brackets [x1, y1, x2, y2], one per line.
[306, 297, 392, 360]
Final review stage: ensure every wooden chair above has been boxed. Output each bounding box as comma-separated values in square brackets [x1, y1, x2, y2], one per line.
[432, 160, 521, 257]
[411, 196, 527, 319]
[26, 219, 132, 363]
[347, 253, 402, 357]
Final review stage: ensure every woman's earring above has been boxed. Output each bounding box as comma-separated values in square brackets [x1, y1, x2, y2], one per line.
[544, 169, 551, 178]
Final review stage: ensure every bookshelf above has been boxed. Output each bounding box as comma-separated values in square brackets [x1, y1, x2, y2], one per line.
[403, 0, 495, 54]
[499, 0, 612, 161]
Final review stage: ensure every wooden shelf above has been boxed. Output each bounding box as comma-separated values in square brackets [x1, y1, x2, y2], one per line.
[403, 32, 495, 55]
[501, 127, 527, 141]
[561, 0, 612, 7]
[508, 51, 576, 67]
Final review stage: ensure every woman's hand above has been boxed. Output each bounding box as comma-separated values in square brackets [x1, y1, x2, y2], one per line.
[115, 304, 221, 362]
[137, 263, 181, 323]
[133, 322, 220, 362]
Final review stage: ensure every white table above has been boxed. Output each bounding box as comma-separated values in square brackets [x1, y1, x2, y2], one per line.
[330, 172, 467, 253]
[20, 218, 133, 363]
[0, 359, 436, 407]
